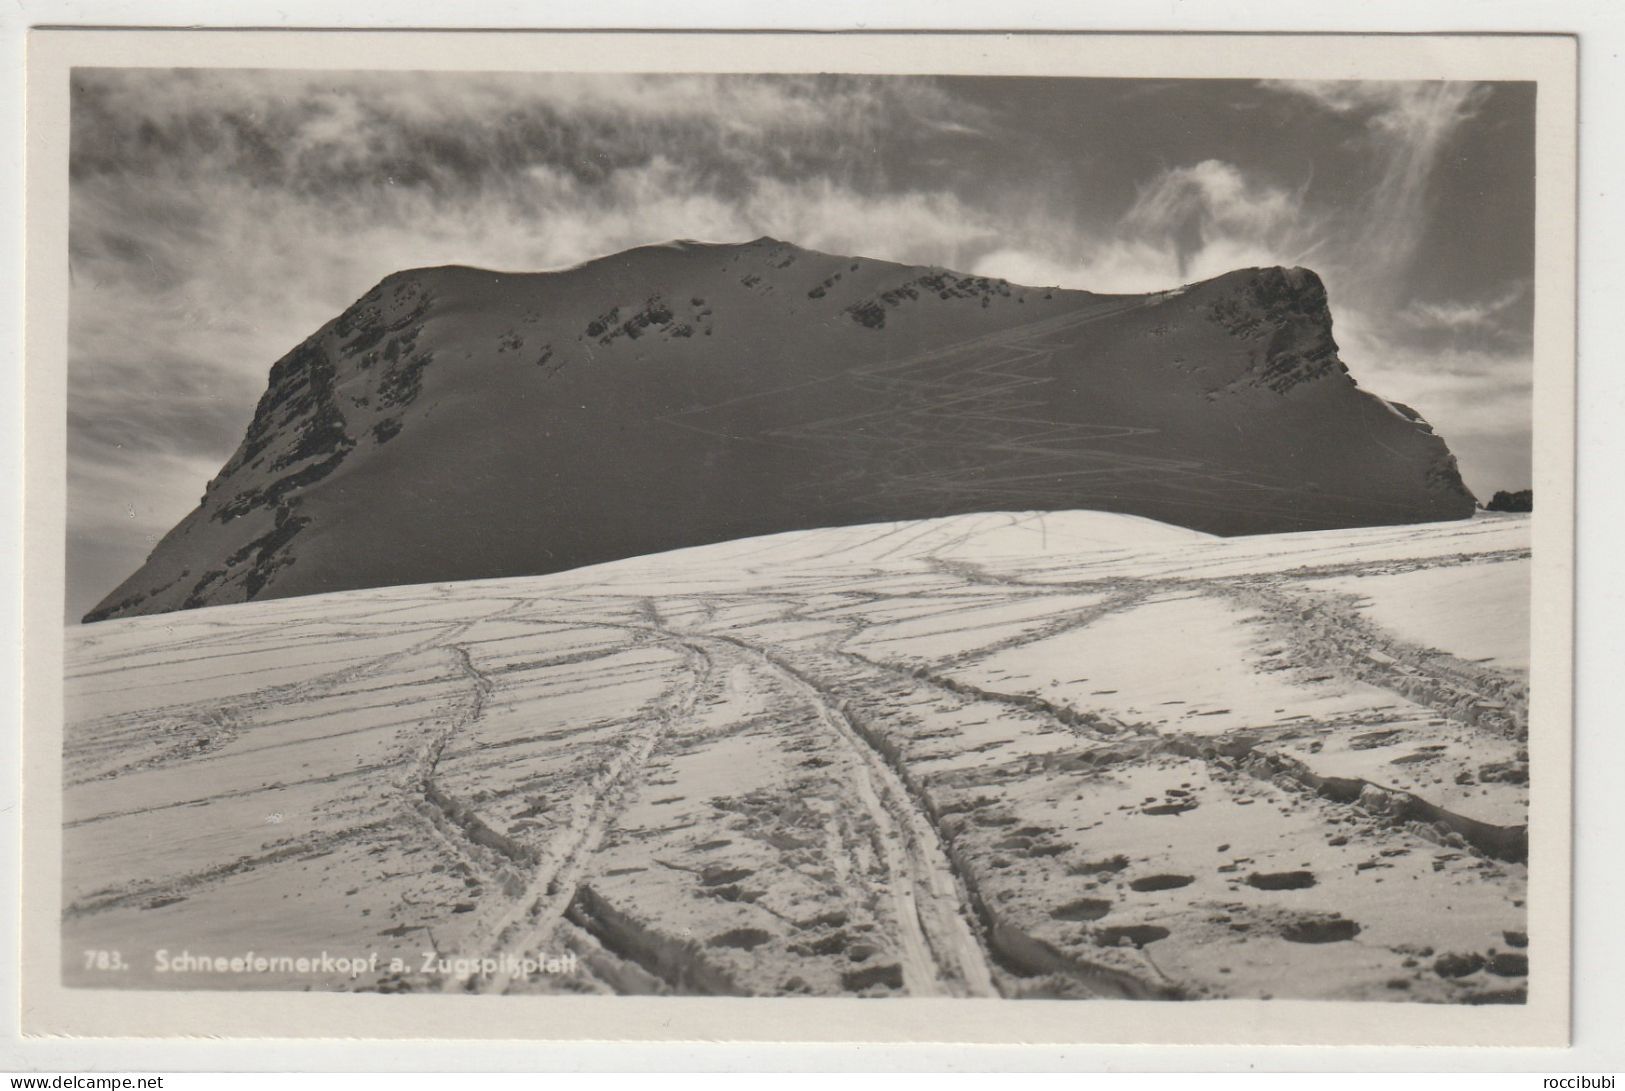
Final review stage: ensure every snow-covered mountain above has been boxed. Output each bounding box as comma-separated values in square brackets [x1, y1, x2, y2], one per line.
[85, 237, 1474, 621]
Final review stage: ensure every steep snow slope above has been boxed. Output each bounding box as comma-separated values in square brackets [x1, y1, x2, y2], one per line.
[85, 238, 1474, 621]
[64, 511, 1529, 1001]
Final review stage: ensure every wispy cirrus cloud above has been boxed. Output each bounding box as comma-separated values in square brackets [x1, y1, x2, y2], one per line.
[972, 81, 1492, 303]
[1400, 281, 1530, 333]
[1269, 80, 1491, 302]
[974, 159, 1312, 293]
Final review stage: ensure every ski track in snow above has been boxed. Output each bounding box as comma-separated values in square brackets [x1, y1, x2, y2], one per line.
[62, 512, 1533, 1002]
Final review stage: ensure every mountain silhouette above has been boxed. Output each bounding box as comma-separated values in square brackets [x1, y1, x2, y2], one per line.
[84, 237, 1475, 621]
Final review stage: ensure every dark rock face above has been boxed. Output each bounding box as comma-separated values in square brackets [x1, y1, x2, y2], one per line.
[1206, 266, 1346, 394]
[1485, 489, 1533, 513]
[84, 238, 1477, 621]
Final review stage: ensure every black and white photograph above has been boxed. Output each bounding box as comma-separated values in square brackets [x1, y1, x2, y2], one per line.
[17, 29, 1578, 1046]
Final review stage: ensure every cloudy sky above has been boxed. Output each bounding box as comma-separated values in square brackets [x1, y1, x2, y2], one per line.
[67, 70, 1535, 618]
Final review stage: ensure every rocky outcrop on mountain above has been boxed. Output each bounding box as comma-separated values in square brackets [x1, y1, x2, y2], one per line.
[1486, 489, 1533, 513]
[84, 237, 1476, 621]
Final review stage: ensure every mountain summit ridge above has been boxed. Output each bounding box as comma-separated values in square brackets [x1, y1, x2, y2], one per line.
[85, 237, 1474, 622]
